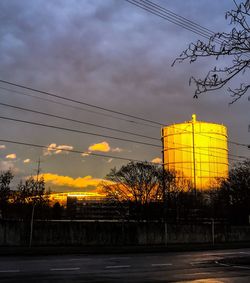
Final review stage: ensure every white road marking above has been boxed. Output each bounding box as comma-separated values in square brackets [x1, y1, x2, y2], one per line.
[105, 265, 131, 269]
[151, 263, 172, 267]
[0, 270, 20, 273]
[203, 252, 246, 256]
[50, 267, 80, 271]
[215, 260, 250, 270]
[109, 257, 131, 260]
[186, 272, 211, 276]
[214, 261, 230, 267]
[239, 252, 250, 255]
[190, 261, 204, 265]
[215, 259, 250, 270]
[233, 265, 250, 270]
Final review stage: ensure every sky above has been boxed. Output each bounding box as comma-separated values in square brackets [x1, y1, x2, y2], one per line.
[0, 0, 249, 192]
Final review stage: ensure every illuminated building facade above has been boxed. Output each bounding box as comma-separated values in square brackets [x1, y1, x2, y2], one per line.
[162, 114, 228, 189]
[49, 192, 106, 207]
[49, 192, 123, 219]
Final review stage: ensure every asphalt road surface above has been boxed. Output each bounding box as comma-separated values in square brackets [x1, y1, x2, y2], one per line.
[1, 248, 250, 282]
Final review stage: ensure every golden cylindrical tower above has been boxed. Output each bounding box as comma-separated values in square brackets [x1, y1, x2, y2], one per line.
[162, 114, 228, 189]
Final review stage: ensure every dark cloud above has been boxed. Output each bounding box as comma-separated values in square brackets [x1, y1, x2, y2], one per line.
[0, 0, 249, 187]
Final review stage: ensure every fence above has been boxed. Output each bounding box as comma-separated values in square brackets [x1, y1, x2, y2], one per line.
[0, 219, 250, 246]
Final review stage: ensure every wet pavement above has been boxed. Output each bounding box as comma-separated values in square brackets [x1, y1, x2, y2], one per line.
[1, 248, 250, 282]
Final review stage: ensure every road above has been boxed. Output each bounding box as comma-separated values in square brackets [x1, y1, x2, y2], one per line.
[1, 248, 250, 282]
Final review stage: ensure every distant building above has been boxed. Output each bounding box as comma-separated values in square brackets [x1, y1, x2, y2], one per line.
[49, 192, 106, 206]
[49, 192, 124, 219]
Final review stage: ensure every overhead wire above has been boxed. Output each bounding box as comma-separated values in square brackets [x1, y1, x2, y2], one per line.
[167, 163, 228, 175]
[0, 100, 247, 161]
[1, 103, 244, 163]
[163, 146, 243, 163]
[0, 138, 234, 174]
[0, 79, 248, 148]
[124, 0, 250, 148]
[125, 0, 221, 43]
[0, 86, 159, 129]
[0, 79, 163, 126]
[0, 1, 247, 178]
[0, 139, 151, 163]
[0, 102, 245, 169]
[0, 102, 160, 141]
[126, 0, 250, 59]
[142, 0, 218, 37]
[162, 124, 249, 148]
[0, 116, 161, 148]
[0, 108, 246, 162]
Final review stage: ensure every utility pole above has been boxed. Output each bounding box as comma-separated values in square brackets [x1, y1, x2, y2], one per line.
[161, 128, 166, 205]
[161, 128, 168, 246]
[29, 157, 41, 248]
[36, 157, 41, 182]
[191, 114, 197, 198]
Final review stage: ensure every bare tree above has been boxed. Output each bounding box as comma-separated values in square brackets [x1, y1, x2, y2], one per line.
[220, 159, 250, 204]
[14, 176, 50, 219]
[103, 162, 164, 204]
[0, 170, 14, 218]
[218, 159, 250, 223]
[173, 0, 250, 103]
[102, 161, 176, 220]
[15, 176, 48, 205]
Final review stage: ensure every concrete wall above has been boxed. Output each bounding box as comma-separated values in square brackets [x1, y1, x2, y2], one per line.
[0, 220, 250, 246]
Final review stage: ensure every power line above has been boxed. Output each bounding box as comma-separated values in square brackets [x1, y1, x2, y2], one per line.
[166, 163, 228, 175]
[0, 102, 160, 141]
[126, 0, 250, 59]
[163, 146, 244, 163]
[0, 116, 161, 148]
[1, 103, 242, 162]
[0, 109, 245, 162]
[142, 0, 217, 37]
[164, 124, 249, 148]
[0, 101, 248, 159]
[0, 138, 235, 175]
[0, 79, 163, 126]
[164, 138, 247, 161]
[125, 0, 210, 39]
[0, 86, 159, 129]
[0, 79, 248, 148]
[0, 139, 149, 163]
[125, 0, 222, 43]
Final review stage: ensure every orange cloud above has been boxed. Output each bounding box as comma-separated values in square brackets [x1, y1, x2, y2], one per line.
[44, 143, 73, 156]
[88, 141, 110, 152]
[151, 157, 162, 164]
[41, 173, 106, 190]
[23, 159, 31, 164]
[6, 153, 16, 159]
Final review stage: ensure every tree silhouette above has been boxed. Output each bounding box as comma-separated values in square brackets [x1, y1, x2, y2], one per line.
[218, 159, 250, 223]
[0, 170, 14, 218]
[14, 176, 50, 219]
[102, 161, 176, 220]
[173, 0, 250, 103]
